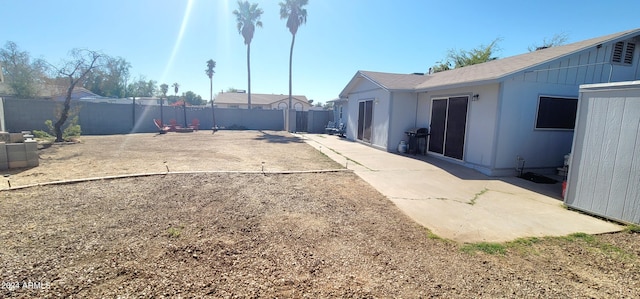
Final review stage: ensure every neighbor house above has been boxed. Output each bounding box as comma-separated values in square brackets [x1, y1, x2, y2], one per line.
[327, 98, 348, 125]
[339, 28, 640, 176]
[215, 92, 312, 111]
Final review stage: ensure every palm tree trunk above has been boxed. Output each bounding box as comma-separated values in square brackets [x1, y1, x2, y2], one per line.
[247, 43, 252, 109]
[288, 34, 295, 110]
[287, 34, 296, 132]
[210, 77, 216, 129]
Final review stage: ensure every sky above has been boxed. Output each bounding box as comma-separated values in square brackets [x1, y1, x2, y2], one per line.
[2, 0, 640, 104]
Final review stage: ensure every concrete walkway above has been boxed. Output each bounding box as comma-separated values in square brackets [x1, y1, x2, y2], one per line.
[299, 133, 622, 243]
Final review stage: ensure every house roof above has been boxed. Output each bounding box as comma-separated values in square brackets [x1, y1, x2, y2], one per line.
[52, 87, 104, 101]
[215, 92, 309, 105]
[340, 28, 640, 97]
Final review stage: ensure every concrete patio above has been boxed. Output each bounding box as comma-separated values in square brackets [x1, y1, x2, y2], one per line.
[299, 133, 622, 243]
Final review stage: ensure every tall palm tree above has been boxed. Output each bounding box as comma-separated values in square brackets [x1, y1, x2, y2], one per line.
[233, 1, 263, 109]
[160, 83, 168, 124]
[172, 82, 186, 127]
[280, 0, 308, 128]
[205, 59, 217, 130]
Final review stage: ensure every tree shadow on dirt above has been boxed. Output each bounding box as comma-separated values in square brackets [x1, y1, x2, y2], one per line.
[254, 131, 304, 144]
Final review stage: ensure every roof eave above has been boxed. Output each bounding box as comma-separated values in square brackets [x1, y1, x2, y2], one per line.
[339, 71, 389, 98]
[415, 78, 501, 93]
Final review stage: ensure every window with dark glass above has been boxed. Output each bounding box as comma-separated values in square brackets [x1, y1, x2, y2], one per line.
[535, 96, 578, 130]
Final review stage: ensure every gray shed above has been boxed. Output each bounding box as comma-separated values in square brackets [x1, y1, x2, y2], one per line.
[565, 81, 640, 224]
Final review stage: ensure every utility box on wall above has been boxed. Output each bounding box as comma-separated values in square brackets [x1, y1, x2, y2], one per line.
[565, 81, 640, 224]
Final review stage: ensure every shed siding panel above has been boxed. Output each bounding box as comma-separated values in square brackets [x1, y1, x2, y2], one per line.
[609, 99, 640, 219]
[573, 97, 606, 210]
[591, 99, 624, 214]
[623, 121, 640, 223]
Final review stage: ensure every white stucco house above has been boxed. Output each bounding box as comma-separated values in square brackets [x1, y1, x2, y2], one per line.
[215, 92, 312, 111]
[339, 28, 640, 176]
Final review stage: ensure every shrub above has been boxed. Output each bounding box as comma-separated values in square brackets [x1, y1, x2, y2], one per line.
[32, 130, 52, 139]
[44, 117, 82, 141]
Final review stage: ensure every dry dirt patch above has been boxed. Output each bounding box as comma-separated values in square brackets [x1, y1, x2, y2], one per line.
[3, 130, 341, 187]
[1, 131, 639, 297]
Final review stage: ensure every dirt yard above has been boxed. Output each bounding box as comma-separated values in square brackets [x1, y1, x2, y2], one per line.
[1, 131, 639, 298]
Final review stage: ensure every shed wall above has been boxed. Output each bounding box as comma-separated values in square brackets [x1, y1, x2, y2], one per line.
[566, 82, 640, 224]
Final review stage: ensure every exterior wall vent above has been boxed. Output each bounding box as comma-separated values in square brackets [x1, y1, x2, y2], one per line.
[612, 41, 635, 65]
[624, 43, 635, 64]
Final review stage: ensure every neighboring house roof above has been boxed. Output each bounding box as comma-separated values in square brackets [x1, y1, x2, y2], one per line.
[340, 28, 640, 97]
[52, 87, 105, 101]
[215, 92, 309, 105]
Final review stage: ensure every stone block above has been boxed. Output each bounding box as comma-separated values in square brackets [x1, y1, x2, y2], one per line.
[26, 151, 39, 161]
[0, 142, 6, 163]
[0, 132, 9, 143]
[9, 133, 24, 143]
[6, 143, 26, 161]
[24, 140, 38, 151]
[9, 160, 28, 169]
[26, 159, 39, 167]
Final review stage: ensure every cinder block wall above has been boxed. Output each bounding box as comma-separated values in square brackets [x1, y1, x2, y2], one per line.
[0, 142, 7, 170]
[0, 140, 38, 170]
[0, 140, 40, 170]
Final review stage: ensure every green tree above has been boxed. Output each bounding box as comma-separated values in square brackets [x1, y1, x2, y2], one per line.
[0, 41, 48, 98]
[159, 83, 168, 123]
[431, 38, 501, 73]
[183, 91, 204, 106]
[127, 77, 157, 97]
[83, 56, 130, 97]
[233, 0, 263, 109]
[528, 33, 569, 52]
[53, 49, 102, 142]
[279, 0, 308, 130]
[160, 83, 169, 99]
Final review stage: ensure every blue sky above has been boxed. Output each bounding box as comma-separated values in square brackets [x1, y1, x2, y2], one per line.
[2, 0, 639, 104]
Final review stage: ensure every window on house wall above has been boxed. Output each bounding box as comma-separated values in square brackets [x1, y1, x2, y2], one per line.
[611, 41, 635, 65]
[339, 106, 343, 119]
[535, 96, 578, 130]
[229, 105, 239, 109]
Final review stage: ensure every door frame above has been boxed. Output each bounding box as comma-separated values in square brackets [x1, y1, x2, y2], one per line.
[357, 99, 374, 143]
[427, 95, 470, 161]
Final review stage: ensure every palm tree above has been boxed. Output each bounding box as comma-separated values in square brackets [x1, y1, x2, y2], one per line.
[233, 1, 263, 109]
[172, 82, 186, 127]
[205, 59, 217, 130]
[279, 0, 308, 131]
[160, 83, 169, 125]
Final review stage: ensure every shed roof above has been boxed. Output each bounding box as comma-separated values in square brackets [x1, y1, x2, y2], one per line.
[215, 92, 309, 105]
[340, 28, 640, 97]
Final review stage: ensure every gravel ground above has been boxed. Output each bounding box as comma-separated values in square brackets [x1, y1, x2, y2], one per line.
[1, 131, 638, 298]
